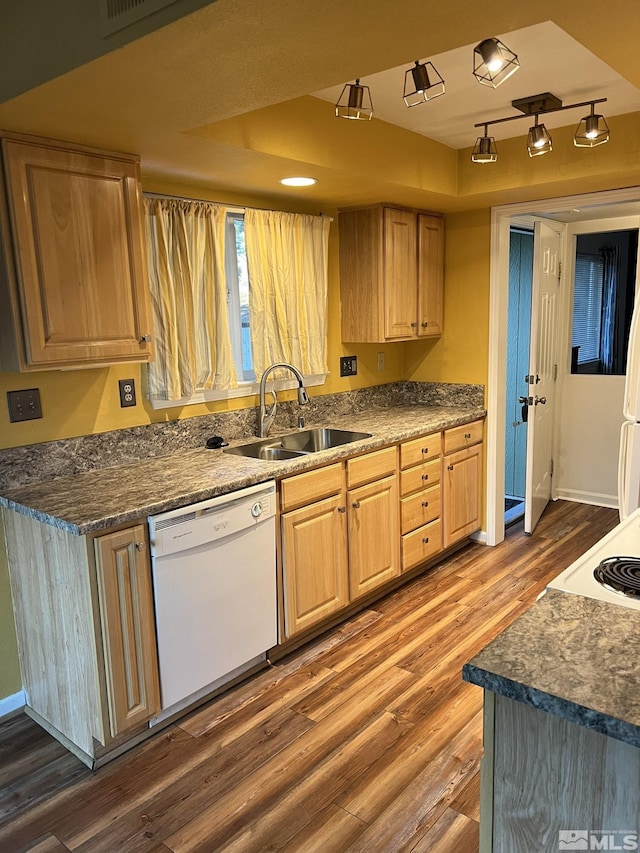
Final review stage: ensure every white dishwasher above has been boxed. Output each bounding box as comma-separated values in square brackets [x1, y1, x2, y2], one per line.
[148, 481, 277, 723]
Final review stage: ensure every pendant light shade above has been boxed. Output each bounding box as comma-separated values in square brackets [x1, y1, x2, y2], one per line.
[335, 79, 373, 120]
[403, 60, 445, 107]
[527, 119, 552, 157]
[473, 37, 520, 88]
[574, 108, 610, 147]
[471, 129, 498, 163]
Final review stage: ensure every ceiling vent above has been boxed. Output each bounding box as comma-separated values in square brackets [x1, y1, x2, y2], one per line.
[99, 0, 180, 36]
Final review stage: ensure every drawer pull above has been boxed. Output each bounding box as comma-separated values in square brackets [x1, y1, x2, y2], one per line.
[422, 501, 429, 508]
[422, 447, 429, 454]
[464, 432, 471, 439]
[140, 334, 153, 343]
[352, 501, 361, 509]
[422, 537, 429, 544]
[337, 506, 346, 513]
[447, 464, 454, 471]
[421, 474, 429, 481]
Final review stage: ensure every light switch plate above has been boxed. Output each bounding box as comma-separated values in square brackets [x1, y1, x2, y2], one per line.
[7, 388, 42, 422]
[340, 355, 358, 377]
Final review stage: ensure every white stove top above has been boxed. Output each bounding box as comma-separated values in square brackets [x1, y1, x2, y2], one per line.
[546, 507, 640, 611]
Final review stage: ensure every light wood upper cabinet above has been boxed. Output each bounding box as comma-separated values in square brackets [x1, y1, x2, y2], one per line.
[417, 214, 444, 338]
[339, 204, 444, 343]
[94, 526, 160, 739]
[0, 132, 153, 371]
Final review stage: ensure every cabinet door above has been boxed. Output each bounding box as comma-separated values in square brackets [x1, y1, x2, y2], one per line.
[443, 442, 483, 547]
[94, 525, 160, 738]
[282, 494, 349, 638]
[383, 208, 417, 339]
[348, 474, 400, 599]
[417, 214, 444, 338]
[2, 138, 153, 368]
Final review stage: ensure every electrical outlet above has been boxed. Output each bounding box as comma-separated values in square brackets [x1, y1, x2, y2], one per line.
[340, 355, 358, 377]
[118, 378, 137, 407]
[7, 388, 42, 422]
[377, 352, 385, 371]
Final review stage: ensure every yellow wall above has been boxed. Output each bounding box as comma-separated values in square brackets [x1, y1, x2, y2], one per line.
[405, 209, 491, 397]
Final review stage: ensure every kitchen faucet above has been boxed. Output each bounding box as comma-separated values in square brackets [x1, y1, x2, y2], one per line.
[258, 362, 309, 437]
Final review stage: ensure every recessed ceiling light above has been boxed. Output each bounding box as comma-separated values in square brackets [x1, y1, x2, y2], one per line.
[280, 177, 317, 187]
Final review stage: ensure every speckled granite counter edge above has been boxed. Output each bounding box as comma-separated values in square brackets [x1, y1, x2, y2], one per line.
[462, 661, 640, 748]
[462, 589, 640, 748]
[0, 405, 486, 535]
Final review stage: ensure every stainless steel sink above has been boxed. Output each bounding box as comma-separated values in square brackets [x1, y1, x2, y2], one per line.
[224, 427, 372, 460]
[280, 428, 371, 453]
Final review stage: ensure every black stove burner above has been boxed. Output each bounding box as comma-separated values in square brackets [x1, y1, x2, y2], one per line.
[593, 556, 640, 599]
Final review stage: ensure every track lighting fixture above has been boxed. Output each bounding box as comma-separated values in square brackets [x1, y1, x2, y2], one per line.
[527, 116, 552, 157]
[403, 59, 445, 106]
[472, 93, 610, 163]
[471, 126, 498, 163]
[473, 37, 519, 88]
[574, 103, 610, 147]
[335, 79, 373, 120]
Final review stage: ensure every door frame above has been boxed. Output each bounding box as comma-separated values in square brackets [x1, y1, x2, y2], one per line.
[486, 186, 640, 546]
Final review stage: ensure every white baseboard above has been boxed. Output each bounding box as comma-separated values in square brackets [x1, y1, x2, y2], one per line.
[0, 690, 25, 720]
[554, 489, 618, 509]
[470, 529, 488, 545]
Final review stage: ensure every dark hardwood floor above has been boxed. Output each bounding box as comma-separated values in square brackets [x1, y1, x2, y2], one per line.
[0, 501, 618, 852]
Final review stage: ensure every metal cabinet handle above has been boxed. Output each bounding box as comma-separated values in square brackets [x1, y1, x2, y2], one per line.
[535, 396, 547, 405]
[447, 464, 454, 471]
[464, 432, 471, 439]
[140, 334, 153, 343]
[337, 506, 346, 513]
[421, 447, 429, 454]
[421, 474, 429, 481]
[421, 321, 428, 327]
[135, 541, 146, 551]
[422, 537, 430, 544]
[352, 501, 360, 509]
[422, 501, 429, 508]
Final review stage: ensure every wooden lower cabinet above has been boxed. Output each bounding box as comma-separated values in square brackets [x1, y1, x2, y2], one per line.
[348, 474, 399, 600]
[94, 526, 160, 739]
[443, 440, 483, 548]
[281, 494, 349, 637]
[2, 509, 160, 766]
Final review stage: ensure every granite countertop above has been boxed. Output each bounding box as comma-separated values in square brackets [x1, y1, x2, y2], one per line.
[463, 589, 640, 748]
[0, 404, 484, 535]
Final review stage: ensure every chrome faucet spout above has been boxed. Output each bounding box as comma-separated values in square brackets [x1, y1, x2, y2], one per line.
[258, 362, 309, 438]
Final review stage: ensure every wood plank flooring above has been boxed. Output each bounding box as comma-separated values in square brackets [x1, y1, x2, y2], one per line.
[0, 501, 618, 852]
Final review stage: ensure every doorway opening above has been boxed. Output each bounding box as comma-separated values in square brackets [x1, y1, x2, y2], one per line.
[504, 227, 533, 526]
[486, 186, 640, 547]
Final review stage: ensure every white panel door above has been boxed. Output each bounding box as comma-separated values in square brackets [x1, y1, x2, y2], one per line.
[525, 222, 561, 533]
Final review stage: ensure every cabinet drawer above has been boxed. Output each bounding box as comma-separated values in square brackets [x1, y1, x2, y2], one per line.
[280, 463, 343, 511]
[400, 432, 441, 469]
[444, 420, 483, 455]
[347, 446, 397, 489]
[402, 519, 442, 572]
[401, 484, 441, 534]
[400, 457, 441, 496]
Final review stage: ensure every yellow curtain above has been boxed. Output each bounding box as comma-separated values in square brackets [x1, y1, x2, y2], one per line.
[244, 209, 330, 378]
[144, 197, 236, 401]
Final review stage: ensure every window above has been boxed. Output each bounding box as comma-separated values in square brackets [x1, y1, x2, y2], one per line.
[570, 229, 638, 375]
[225, 213, 255, 382]
[572, 253, 604, 368]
